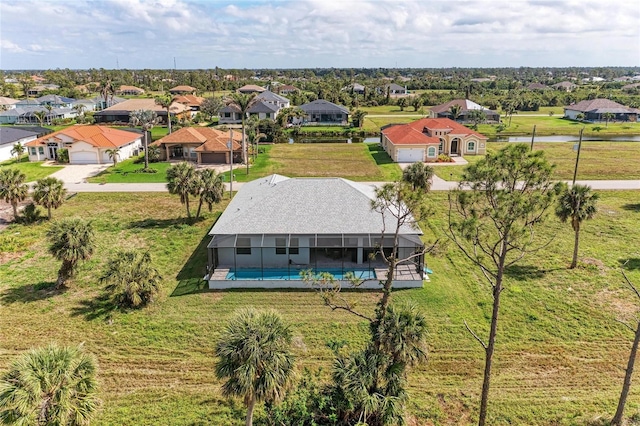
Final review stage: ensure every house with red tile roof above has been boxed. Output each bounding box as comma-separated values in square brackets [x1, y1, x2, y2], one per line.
[151, 127, 242, 164]
[26, 125, 142, 164]
[381, 118, 487, 163]
[117, 85, 145, 95]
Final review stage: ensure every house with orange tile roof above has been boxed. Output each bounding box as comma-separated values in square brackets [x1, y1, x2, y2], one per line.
[169, 85, 197, 95]
[381, 118, 487, 163]
[25, 125, 142, 164]
[117, 85, 145, 95]
[172, 94, 205, 116]
[151, 127, 242, 164]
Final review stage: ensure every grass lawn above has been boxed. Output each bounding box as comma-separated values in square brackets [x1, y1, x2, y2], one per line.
[479, 116, 640, 138]
[0, 156, 63, 181]
[87, 157, 171, 183]
[221, 143, 401, 182]
[434, 141, 640, 181]
[361, 105, 424, 115]
[0, 191, 639, 425]
[363, 115, 421, 132]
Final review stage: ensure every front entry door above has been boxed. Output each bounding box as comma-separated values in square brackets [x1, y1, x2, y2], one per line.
[48, 145, 58, 160]
[450, 139, 458, 155]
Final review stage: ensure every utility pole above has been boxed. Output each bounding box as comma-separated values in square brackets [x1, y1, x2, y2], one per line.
[530, 125, 536, 151]
[228, 129, 233, 199]
[572, 127, 584, 185]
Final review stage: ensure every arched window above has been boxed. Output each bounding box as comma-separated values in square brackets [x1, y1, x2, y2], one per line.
[427, 147, 436, 157]
[467, 140, 476, 152]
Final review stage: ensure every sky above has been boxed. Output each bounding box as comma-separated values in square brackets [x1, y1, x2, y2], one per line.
[1, 0, 639, 70]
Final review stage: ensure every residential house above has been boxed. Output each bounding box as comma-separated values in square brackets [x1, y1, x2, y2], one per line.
[206, 174, 426, 289]
[255, 90, 290, 110]
[169, 85, 197, 95]
[564, 98, 639, 122]
[298, 99, 349, 124]
[344, 83, 366, 95]
[381, 118, 487, 162]
[0, 127, 41, 162]
[218, 104, 243, 125]
[277, 85, 299, 95]
[93, 98, 190, 124]
[429, 99, 500, 123]
[385, 83, 408, 95]
[0, 97, 19, 110]
[552, 81, 577, 92]
[622, 82, 640, 92]
[237, 84, 266, 94]
[172, 94, 205, 117]
[151, 126, 242, 164]
[26, 125, 142, 164]
[218, 92, 290, 124]
[26, 84, 60, 97]
[35, 95, 75, 108]
[248, 101, 280, 121]
[117, 85, 145, 96]
[0, 107, 77, 125]
[526, 83, 550, 91]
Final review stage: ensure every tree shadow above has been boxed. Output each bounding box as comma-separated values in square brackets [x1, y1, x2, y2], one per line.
[367, 143, 394, 165]
[70, 293, 118, 321]
[171, 231, 212, 297]
[621, 203, 640, 213]
[0, 281, 65, 304]
[619, 258, 640, 271]
[504, 264, 551, 281]
[128, 216, 204, 229]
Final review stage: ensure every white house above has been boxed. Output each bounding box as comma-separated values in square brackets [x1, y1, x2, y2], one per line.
[0, 127, 40, 162]
[26, 125, 142, 164]
[206, 174, 426, 289]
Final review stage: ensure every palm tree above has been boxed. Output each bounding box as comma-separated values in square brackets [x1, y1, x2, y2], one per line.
[215, 308, 295, 426]
[32, 177, 67, 220]
[100, 250, 162, 309]
[249, 131, 266, 162]
[351, 109, 368, 128]
[402, 162, 435, 191]
[603, 112, 614, 127]
[449, 104, 462, 121]
[129, 109, 158, 170]
[555, 184, 599, 269]
[47, 218, 95, 288]
[73, 103, 86, 121]
[0, 344, 99, 425]
[194, 169, 224, 219]
[226, 93, 258, 172]
[10, 142, 25, 160]
[105, 148, 120, 167]
[99, 79, 114, 109]
[167, 161, 197, 218]
[0, 168, 28, 219]
[33, 110, 47, 127]
[155, 93, 173, 134]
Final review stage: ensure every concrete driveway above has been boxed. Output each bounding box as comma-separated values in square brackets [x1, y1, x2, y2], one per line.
[49, 164, 110, 185]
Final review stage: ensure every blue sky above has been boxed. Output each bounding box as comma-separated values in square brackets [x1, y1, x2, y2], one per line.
[1, 0, 639, 70]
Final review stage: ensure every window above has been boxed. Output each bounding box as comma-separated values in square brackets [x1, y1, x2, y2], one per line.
[276, 237, 286, 255]
[236, 237, 251, 255]
[289, 238, 299, 255]
[438, 138, 444, 153]
[427, 147, 436, 157]
[224, 112, 231, 118]
[38, 147, 44, 155]
[467, 141, 476, 152]
[30, 147, 36, 155]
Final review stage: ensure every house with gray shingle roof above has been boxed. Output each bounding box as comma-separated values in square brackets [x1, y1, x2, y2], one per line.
[298, 99, 349, 124]
[0, 127, 41, 162]
[206, 174, 426, 289]
[564, 99, 639, 122]
[429, 99, 500, 123]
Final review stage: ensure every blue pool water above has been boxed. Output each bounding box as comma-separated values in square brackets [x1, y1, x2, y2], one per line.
[226, 268, 376, 281]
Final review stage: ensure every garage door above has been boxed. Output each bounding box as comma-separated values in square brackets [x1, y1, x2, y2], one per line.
[69, 151, 98, 164]
[397, 148, 424, 162]
[200, 152, 227, 164]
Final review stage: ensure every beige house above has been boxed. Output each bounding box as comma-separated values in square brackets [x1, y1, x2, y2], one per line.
[151, 127, 242, 164]
[381, 118, 487, 163]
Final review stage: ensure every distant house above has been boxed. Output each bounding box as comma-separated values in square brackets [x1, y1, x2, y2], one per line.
[237, 84, 266, 94]
[151, 127, 242, 164]
[206, 174, 426, 289]
[298, 99, 349, 124]
[564, 99, 639, 122]
[255, 90, 290, 110]
[381, 118, 487, 162]
[385, 83, 407, 95]
[0, 97, 19, 110]
[277, 85, 299, 95]
[0, 127, 40, 162]
[429, 99, 500, 123]
[0, 107, 77, 125]
[622, 82, 640, 92]
[93, 98, 190, 124]
[344, 83, 366, 95]
[248, 101, 280, 121]
[552, 81, 577, 92]
[168, 85, 197, 95]
[26, 84, 60, 97]
[172, 94, 205, 116]
[35, 95, 75, 108]
[526, 83, 550, 91]
[117, 85, 145, 96]
[219, 91, 290, 124]
[218, 104, 243, 125]
[26, 125, 142, 164]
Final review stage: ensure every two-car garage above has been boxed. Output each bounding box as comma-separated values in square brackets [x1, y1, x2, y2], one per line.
[396, 148, 424, 163]
[69, 151, 98, 164]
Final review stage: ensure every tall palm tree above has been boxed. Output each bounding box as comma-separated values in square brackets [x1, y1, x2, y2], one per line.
[555, 184, 599, 269]
[401, 162, 434, 191]
[100, 250, 162, 309]
[32, 177, 67, 220]
[105, 148, 120, 167]
[0, 344, 99, 425]
[167, 161, 197, 218]
[129, 109, 158, 170]
[226, 93, 258, 172]
[33, 110, 47, 127]
[0, 168, 28, 219]
[154, 93, 173, 134]
[351, 109, 368, 128]
[47, 218, 95, 288]
[215, 308, 295, 426]
[10, 142, 25, 160]
[194, 169, 224, 219]
[99, 79, 114, 109]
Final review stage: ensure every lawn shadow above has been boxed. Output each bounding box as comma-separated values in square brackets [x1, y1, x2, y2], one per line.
[129, 216, 204, 229]
[504, 264, 550, 281]
[619, 258, 640, 271]
[621, 203, 640, 213]
[70, 293, 118, 321]
[367, 143, 394, 165]
[0, 281, 64, 304]
[171, 231, 211, 297]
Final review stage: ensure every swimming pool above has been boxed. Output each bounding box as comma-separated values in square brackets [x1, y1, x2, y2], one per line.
[225, 268, 376, 281]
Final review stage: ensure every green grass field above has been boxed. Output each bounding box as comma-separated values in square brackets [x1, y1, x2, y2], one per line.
[87, 157, 171, 183]
[0, 157, 63, 181]
[479, 116, 640, 138]
[0, 191, 639, 425]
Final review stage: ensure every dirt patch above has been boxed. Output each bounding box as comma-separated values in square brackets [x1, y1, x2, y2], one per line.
[0, 251, 23, 264]
[596, 288, 639, 319]
[0, 199, 35, 232]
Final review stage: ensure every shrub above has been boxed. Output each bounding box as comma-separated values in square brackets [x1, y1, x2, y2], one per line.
[437, 154, 453, 163]
[17, 202, 42, 224]
[56, 148, 69, 163]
